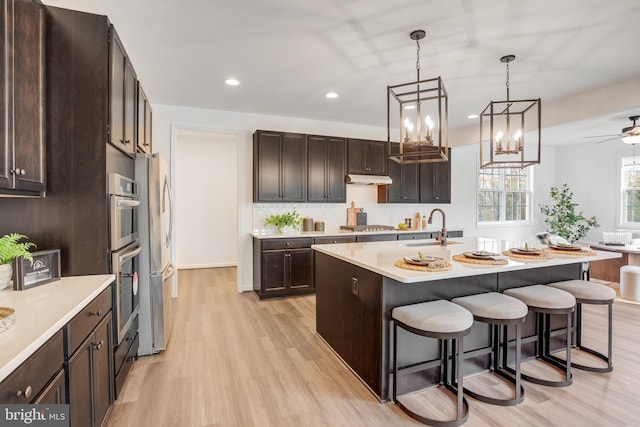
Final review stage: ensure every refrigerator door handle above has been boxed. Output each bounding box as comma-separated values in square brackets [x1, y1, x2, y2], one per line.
[117, 199, 141, 207]
[117, 243, 142, 264]
[163, 176, 174, 247]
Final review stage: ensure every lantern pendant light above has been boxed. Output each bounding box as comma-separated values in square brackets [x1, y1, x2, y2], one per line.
[479, 55, 541, 169]
[388, 29, 449, 165]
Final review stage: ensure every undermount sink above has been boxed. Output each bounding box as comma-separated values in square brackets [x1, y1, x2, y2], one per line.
[405, 240, 462, 247]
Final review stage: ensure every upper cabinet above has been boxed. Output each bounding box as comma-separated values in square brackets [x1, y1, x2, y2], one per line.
[109, 29, 137, 157]
[347, 139, 387, 176]
[307, 135, 347, 203]
[254, 130, 307, 202]
[0, 0, 46, 196]
[136, 83, 152, 154]
[420, 149, 451, 203]
[379, 146, 451, 204]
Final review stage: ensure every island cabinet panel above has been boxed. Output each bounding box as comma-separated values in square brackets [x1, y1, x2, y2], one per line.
[254, 130, 307, 202]
[253, 237, 314, 299]
[419, 149, 451, 203]
[307, 135, 347, 203]
[347, 139, 387, 175]
[0, 0, 46, 196]
[315, 252, 384, 394]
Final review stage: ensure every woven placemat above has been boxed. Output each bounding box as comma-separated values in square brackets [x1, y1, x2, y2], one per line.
[502, 250, 554, 260]
[394, 259, 452, 272]
[452, 254, 509, 265]
[548, 248, 597, 256]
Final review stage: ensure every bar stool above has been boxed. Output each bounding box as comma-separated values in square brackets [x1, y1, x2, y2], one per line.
[392, 300, 473, 427]
[547, 279, 615, 373]
[503, 285, 576, 387]
[451, 292, 528, 406]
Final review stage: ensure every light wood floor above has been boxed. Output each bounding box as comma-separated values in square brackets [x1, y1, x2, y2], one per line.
[106, 268, 640, 427]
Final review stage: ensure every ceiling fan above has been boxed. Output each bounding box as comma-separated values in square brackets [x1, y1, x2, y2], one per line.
[585, 115, 640, 144]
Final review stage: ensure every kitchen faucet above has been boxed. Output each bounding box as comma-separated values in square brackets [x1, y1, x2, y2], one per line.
[427, 208, 447, 246]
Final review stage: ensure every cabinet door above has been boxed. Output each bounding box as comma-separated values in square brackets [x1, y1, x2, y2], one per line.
[34, 370, 66, 404]
[307, 135, 327, 202]
[12, 0, 45, 193]
[261, 250, 286, 293]
[123, 59, 136, 155]
[137, 84, 152, 153]
[420, 149, 451, 203]
[68, 333, 93, 427]
[288, 248, 313, 290]
[281, 133, 306, 202]
[385, 158, 419, 203]
[366, 140, 387, 175]
[347, 139, 368, 174]
[109, 32, 126, 152]
[254, 131, 282, 202]
[326, 137, 346, 202]
[92, 314, 113, 427]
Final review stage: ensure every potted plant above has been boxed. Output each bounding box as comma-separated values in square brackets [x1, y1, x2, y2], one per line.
[538, 184, 599, 243]
[264, 210, 302, 233]
[0, 234, 36, 290]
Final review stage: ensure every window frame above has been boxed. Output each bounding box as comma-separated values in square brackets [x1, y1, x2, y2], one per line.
[476, 165, 533, 227]
[619, 155, 640, 229]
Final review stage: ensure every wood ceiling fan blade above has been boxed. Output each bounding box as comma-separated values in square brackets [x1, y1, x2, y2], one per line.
[583, 134, 622, 138]
[595, 136, 621, 144]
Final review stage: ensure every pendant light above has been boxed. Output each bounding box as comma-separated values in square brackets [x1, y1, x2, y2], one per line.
[388, 29, 449, 165]
[479, 55, 541, 169]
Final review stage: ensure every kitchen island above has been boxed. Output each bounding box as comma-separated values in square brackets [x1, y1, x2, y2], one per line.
[312, 237, 620, 401]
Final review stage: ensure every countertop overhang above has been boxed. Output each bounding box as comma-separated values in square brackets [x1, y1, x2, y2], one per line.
[312, 237, 622, 283]
[0, 274, 115, 382]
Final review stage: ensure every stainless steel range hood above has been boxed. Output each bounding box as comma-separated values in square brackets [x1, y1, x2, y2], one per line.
[345, 174, 393, 185]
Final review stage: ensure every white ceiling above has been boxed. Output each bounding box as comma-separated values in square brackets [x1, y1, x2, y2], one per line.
[43, 0, 640, 145]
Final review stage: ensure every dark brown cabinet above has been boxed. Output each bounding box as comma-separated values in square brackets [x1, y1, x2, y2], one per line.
[109, 29, 136, 157]
[137, 84, 152, 153]
[347, 139, 387, 175]
[253, 237, 314, 299]
[420, 149, 451, 203]
[67, 311, 113, 427]
[0, 0, 46, 196]
[355, 234, 397, 242]
[0, 330, 64, 404]
[254, 130, 307, 202]
[380, 147, 419, 203]
[307, 135, 347, 202]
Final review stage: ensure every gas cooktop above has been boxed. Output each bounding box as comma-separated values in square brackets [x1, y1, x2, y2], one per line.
[340, 225, 395, 232]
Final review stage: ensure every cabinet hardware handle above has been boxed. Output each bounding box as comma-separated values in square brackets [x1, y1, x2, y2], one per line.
[90, 309, 102, 317]
[285, 242, 290, 246]
[124, 139, 131, 144]
[93, 340, 104, 350]
[16, 386, 32, 400]
[10, 169, 25, 175]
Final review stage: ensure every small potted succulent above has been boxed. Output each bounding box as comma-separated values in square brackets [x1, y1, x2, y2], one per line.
[0, 234, 36, 290]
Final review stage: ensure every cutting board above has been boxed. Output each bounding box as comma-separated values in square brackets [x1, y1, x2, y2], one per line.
[347, 201, 359, 226]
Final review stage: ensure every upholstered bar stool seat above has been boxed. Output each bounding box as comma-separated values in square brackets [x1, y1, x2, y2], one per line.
[392, 300, 473, 426]
[547, 279, 615, 372]
[452, 292, 528, 406]
[503, 285, 576, 387]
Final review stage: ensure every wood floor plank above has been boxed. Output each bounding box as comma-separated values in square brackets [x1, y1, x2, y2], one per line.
[105, 268, 640, 427]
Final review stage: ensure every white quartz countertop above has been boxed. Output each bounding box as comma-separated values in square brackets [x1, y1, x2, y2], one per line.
[252, 229, 454, 239]
[0, 274, 114, 383]
[312, 237, 622, 283]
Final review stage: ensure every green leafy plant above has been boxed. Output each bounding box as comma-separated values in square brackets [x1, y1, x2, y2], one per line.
[538, 184, 599, 243]
[264, 210, 302, 232]
[0, 233, 36, 265]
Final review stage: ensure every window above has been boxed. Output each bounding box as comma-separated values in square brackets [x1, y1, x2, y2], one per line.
[620, 156, 640, 226]
[478, 167, 531, 224]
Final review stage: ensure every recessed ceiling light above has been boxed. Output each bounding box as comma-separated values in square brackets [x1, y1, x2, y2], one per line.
[467, 114, 479, 119]
[225, 78, 240, 86]
[325, 92, 338, 99]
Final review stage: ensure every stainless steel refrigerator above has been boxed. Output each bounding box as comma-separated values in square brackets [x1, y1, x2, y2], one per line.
[135, 153, 176, 355]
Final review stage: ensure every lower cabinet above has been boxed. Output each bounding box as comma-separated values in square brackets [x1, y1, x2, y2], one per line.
[34, 370, 66, 404]
[253, 237, 314, 299]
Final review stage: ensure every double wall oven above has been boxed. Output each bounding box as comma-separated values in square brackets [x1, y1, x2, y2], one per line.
[108, 173, 141, 397]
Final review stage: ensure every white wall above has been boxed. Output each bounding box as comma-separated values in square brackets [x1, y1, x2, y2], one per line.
[175, 130, 237, 269]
